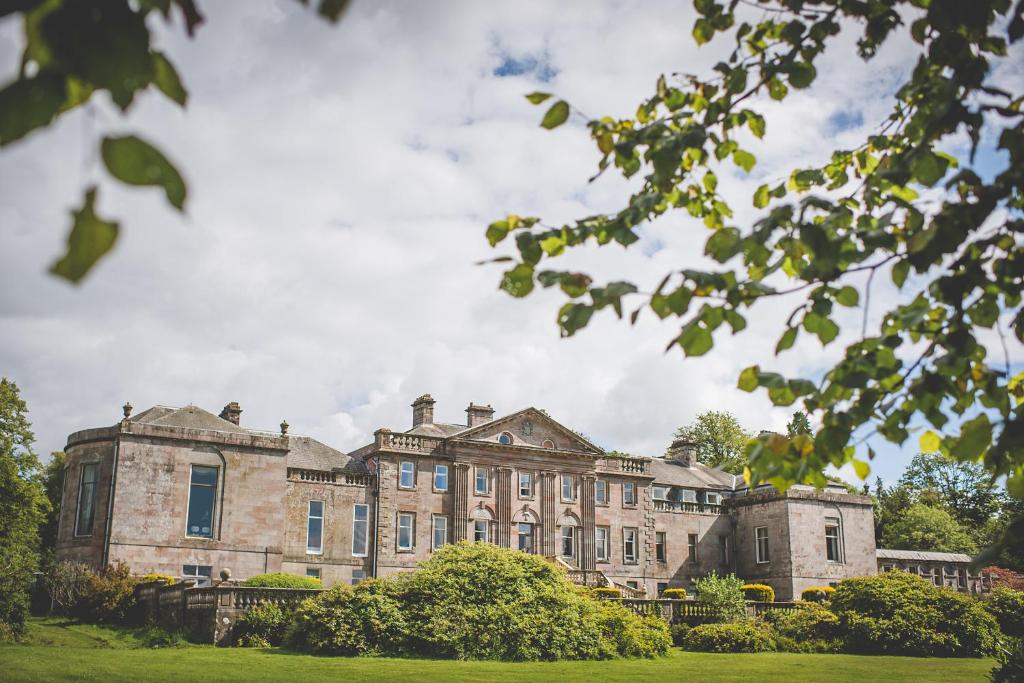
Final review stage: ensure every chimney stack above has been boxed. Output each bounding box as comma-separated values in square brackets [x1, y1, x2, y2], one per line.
[411, 394, 435, 427]
[667, 438, 697, 467]
[219, 402, 242, 425]
[466, 403, 495, 427]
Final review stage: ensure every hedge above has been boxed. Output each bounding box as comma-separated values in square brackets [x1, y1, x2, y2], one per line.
[682, 622, 775, 653]
[241, 573, 321, 589]
[592, 587, 622, 599]
[661, 588, 687, 600]
[801, 586, 835, 602]
[985, 587, 1024, 638]
[741, 583, 775, 602]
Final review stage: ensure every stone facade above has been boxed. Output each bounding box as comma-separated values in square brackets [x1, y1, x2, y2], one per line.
[56, 396, 878, 598]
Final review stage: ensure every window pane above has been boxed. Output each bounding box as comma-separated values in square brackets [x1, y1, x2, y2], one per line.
[309, 500, 324, 517]
[475, 469, 487, 493]
[191, 466, 218, 486]
[398, 514, 413, 549]
[435, 465, 448, 490]
[433, 516, 447, 549]
[307, 502, 323, 552]
[76, 463, 98, 536]
[306, 567, 321, 579]
[186, 467, 217, 538]
[596, 480, 607, 503]
[400, 462, 414, 487]
[352, 504, 368, 556]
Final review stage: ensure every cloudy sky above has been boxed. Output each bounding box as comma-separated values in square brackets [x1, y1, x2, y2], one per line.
[1, 1, 1019, 484]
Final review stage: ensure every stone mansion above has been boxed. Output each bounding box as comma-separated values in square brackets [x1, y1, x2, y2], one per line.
[55, 394, 879, 600]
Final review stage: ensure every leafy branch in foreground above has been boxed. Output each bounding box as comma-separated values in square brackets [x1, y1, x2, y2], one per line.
[0, 0, 349, 283]
[487, 0, 1024, 561]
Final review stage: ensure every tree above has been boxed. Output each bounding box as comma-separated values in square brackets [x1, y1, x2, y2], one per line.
[671, 410, 752, 473]
[487, 0, 1024, 561]
[0, 379, 49, 637]
[38, 451, 66, 567]
[786, 411, 812, 438]
[0, 0, 349, 284]
[898, 451, 1004, 530]
[881, 502, 977, 554]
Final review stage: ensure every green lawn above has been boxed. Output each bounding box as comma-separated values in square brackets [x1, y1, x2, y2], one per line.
[0, 618, 997, 682]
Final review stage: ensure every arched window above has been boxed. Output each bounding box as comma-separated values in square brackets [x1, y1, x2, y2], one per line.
[498, 432, 513, 445]
[542, 439, 555, 449]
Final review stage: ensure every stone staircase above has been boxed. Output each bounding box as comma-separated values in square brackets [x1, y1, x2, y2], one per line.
[549, 556, 647, 598]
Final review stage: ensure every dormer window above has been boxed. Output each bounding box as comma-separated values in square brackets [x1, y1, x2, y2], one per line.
[542, 439, 555, 449]
[652, 485, 670, 501]
[498, 432, 513, 445]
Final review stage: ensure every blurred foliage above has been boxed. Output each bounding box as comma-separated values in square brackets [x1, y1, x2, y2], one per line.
[671, 409, 752, 472]
[489, 0, 1024, 566]
[0, 0, 350, 283]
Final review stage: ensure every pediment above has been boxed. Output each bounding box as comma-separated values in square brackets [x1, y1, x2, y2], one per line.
[451, 407, 602, 455]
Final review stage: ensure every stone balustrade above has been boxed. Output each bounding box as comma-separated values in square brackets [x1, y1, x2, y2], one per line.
[374, 429, 446, 455]
[615, 598, 797, 623]
[652, 500, 724, 515]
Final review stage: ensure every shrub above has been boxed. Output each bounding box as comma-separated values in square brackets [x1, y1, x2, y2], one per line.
[986, 587, 1024, 638]
[762, 602, 840, 652]
[682, 622, 775, 653]
[138, 573, 176, 585]
[592, 600, 671, 658]
[984, 566, 1024, 592]
[45, 561, 93, 615]
[287, 580, 409, 656]
[241, 572, 321, 589]
[670, 622, 691, 646]
[741, 583, 775, 602]
[830, 571, 1000, 657]
[592, 587, 622, 599]
[992, 638, 1024, 683]
[693, 572, 746, 623]
[72, 563, 139, 624]
[234, 603, 288, 647]
[661, 588, 687, 600]
[801, 586, 835, 602]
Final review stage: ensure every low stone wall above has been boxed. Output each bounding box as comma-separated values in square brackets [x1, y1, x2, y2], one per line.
[614, 598, 797, 624]
[134, 581, 322, 644]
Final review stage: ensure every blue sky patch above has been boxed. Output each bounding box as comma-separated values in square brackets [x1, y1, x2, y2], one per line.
[493, 51, 558, 82]
[827, 109, 864, 134]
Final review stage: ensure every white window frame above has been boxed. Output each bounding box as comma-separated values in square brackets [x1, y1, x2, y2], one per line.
[706, 491, 722, 505]
[432, 514, 448, 550]
[679, 488, 697, 503]
[351, 570, 367, 585]
[561, 475, 575, 502]
[475, 467, 489, 495]
[595, 526, 609, 562]
[656, 531, 667, 562]
[397, 512, 415, 551]
[518, 471, 532, 498]
[687, 533, 698, 563]
[825, 517, 844, 563]
[595, 479, 608, 505]
[399, 461, 415, 489]
[474, 519, 490, 543]
[184, 464, 218, 539]
[652, 485, 670, 501]
[306, 500, 325, 554]
[623, 481, 636, 507]
[351, 503, 369, 557]
[755, 526, 770, 564]
[182, 565, 212, 587]
[623, 527, 638, 564]
[561, 526, 576, 558]
[74, 462, 99, 537]
[517, 522, 533, 553]
[433, 464, 449, 492]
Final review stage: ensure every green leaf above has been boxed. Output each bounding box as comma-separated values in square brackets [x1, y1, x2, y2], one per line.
[788, 61, 816, 89]
[768, 78, 788, 101]
[919, 430, 941, 453]
[101, 135, 187, 210]
[703, 172, 718, 192]
[851, 459, 870, 480]
[748, 113, 765, 139]
[500, 264, 535, 298]
[738, 366, 759, 392]
[0, 74, 66, 146]
[891, 260, 910, 288]
[678, 323, 713, 356]
[317, 0, 350, 22]
[485, 220, 510, 246]
[732, 149, 756, 173]
[910, 151, 947, 186]
[753, 183, 770, 208]
[152, 51, 187, 106]
[693, 18, 713, 45]
[50, 187, 119, 283]
[775, 327, 797, 353]
[835, 286, 859, 307]
[558, 302, 593, 336]
[950, 414, 992, 461]
[541, 100, 570, 129]
[525, 92, 552, 105]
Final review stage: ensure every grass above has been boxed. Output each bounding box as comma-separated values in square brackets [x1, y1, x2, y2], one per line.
[0, 618, 997, 682]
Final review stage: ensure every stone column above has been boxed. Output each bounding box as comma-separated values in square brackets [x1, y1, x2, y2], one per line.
[496, 467, 512, 547]
[581, 475, 596, 571]
[540, 471, 557, 557]
[452, 463, 469, 541]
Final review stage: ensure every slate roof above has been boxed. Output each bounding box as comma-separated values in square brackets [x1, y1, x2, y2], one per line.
[131, 405, 249, 434]
[286, 435, 365, 473]
[647, 457, 736, 490]
[406, 422, 467, 437]
[876, 549, 973, 563]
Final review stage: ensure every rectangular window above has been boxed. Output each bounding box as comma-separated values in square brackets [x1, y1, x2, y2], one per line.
[351, 570, 366, 585]
[433, 464, 448, 492]
[626, 580, 638, 589]
[475, 467, 489, 494]
[519, 472, 532, 498]
[474, 519, 489, 543]
[595, 479, 608, 505]
[305, 567, 321, 580]
[652, 485, 670, 501]
[398, 512, 415, 551]
[352, 504, 369, 557]
[688, 533, 698, 563]
[561, 475, 575, 501]
[561, 526, 576, 558]
[595, 526, 609, 561]
[182, 565, 212, 587]
[657, 582, 669, 596]
[432, 514, 448, 550]
[306, 500, 324, 554]
[185, 465, 218, 538]
[656, 531, 667, 562]
[706, 491, 722, 505]
[74, 463, 99, 537]
[825, 517, 844, 563]
[518, 523, 533, 553]
[680, 488, 697, 503]
[623, 481, 636, 506]
[719, 534, 730, 565]
[623, 527, 638, 563]
[755, 526, 770, 564]
[399, 461, 415, 489]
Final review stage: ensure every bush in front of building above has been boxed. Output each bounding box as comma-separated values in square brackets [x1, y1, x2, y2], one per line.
[51, 562, 140, 625]
[669, 623, 691, 647]
[287, 579, 407, 656]
[591, 587, 621, 599]
[241, 572, 321, 589]
[801, 586, 835, 602]
[741, 583, 775, 602]
[985, 587, 1024, 638]
[45, 561, 94, 616]
[760, 602, 841, 653]
[693, 572, 746, 623]
[138, 573, 176, 585]
[830, 571, 1000, 657]
[681, 622, 775, 653]
[661, 588, 687, 600]
[592, 599, 672, 658]
[992, 638, 1024, 683]
[233, 602, 288, 647]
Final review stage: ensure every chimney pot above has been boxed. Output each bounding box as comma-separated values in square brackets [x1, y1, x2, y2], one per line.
[219, 401, 243, 425]
[466, 403, 495, 427]
[668, 438, 698, 467]
[122, 401, 133, 419]
[280, 420, 289, 436]
[411, 394, 436, 427]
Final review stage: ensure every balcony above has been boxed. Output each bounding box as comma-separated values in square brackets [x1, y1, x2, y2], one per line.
[374, 429, 445, 455]
[653, 500, 724, 515]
